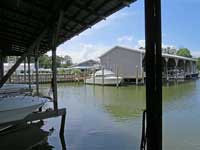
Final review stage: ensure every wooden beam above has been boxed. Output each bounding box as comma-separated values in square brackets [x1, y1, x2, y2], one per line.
[0, 29, 47, 88]
[0, 55, 4, 81]
[35, 57, 39, 95]
[27, 56, 31, 90]
[52, 10, 64, 110]
[24, 57, 26, 83]
[145, 0, 162, 150]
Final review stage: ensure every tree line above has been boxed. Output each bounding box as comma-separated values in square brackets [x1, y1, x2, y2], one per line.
[176, 48, 200, 70]
[4, 54, 73, 69]
[38, 54, 73, 68]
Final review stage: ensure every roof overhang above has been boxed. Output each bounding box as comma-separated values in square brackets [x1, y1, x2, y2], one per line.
[0, 0, 136, 56]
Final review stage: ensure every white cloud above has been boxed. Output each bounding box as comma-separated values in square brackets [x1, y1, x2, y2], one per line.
[117, 35, 133, 43]
[51, 43, 110, 63]
[135, 40, 145, 48]
[78, 11, 136, 37]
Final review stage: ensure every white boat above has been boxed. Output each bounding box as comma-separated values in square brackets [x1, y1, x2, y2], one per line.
[85, 69, 123, 85]
[0, 84, 35, 96]
[0, 96, 47, 125]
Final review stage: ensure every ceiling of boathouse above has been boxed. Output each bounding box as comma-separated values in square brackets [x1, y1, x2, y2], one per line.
[0, 0, 136, 56]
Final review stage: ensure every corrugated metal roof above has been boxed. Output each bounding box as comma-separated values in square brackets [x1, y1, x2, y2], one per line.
[100, 45, 197, 61]
[0, 0, 136, 56]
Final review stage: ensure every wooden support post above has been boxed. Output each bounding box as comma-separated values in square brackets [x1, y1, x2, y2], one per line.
[24, 58, 26, 83]
[93, 69, 95, 85]
[84, 69, 86, 84]
[60, 110, 66, 136]
[183, 60, 186, 79]
[136, 65, 138, 85]
[175, 59, 178, 81]
[35, 57, 39, 95]
[165, 58, 169, 81]
[0, 55, 4, 81]
[141, 67, 144, 84]
[52, 10, 64, 111]
[116, 65, 119, 87]
[145, 0, 162, 149]
[102, 66, 104, 86]
[52, 45, 58, 110]
[28, 56, 31, 91]
[190, 61, 193, 75]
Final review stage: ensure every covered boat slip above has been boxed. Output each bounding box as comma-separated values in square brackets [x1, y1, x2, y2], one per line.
[0, 0, 163, 150]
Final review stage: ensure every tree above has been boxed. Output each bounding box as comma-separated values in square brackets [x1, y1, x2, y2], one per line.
[61, 55, 72, 67]
[197, 57, 200, 71]
[176, 48, 192, 58]
[38, 54, 73, 68]
[38, 55, 51, 68]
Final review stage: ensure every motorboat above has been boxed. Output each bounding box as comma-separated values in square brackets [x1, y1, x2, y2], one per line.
[0, 96, 47, 125]
[0, 84, 35, 97]
[85, 69, 123, 85]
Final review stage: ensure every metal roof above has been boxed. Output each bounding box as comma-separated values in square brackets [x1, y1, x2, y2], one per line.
[0, 0, 135, 56]
[100, 45, 197, 61]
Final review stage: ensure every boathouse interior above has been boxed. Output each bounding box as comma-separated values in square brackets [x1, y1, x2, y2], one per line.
[0, 0, 163, 149]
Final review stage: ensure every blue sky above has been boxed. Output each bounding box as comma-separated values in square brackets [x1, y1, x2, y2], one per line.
[54, 0, 200, 63]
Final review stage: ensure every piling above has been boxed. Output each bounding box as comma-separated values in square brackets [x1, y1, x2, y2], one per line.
[35, 57, 39, 95]
[24, 58, 26, 83]
[141, 67, 144, 84]
[136, 65, 138, 85]
[28, 56, 31, 91]
[175, 59, 178, 81]
[116, 65, 119, 87]
[102, 66, 104, 86]
[0, 56, 4, 81]
[93, 69, 95, 85]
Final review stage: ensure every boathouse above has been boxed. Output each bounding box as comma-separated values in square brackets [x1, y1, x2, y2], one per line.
[100, 46, 198, 81]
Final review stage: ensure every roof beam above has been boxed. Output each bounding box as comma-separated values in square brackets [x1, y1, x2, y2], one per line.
[0, 0, 73, 87]
[0, 29, 47, 88]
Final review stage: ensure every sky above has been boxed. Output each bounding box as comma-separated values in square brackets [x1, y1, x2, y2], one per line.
[51, 0, 200, 63]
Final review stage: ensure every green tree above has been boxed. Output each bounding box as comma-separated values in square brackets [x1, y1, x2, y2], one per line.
[38, 55, 51, 68]
[38, 54, 73, 68]
[197, 57, 200, 71]
[176, 48, 192, 58]
[61, 55, 73, 68]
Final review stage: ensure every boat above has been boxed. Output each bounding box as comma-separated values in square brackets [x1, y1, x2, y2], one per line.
[0, 96, 47, 125]
[0, 84, 35, 97]
[85, 69, 123, 85]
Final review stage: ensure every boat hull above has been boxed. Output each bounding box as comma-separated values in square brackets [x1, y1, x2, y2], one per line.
[0, 103, 44, 124]
[0, 96, 47, 125]
[85, 77, 122, 85]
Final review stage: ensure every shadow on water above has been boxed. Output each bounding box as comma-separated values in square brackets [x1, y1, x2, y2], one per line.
[0, 121, 67, 150]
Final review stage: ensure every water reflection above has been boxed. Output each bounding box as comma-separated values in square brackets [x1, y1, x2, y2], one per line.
[0, 121, 67, 150]
[38, 80, 199, 150]
[0, 121, 51, 150]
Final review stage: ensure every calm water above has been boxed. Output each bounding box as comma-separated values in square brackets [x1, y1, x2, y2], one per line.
[1, 80, 200, 150]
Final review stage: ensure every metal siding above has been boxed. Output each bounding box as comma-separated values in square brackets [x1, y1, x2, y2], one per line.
[100, 47, 143, 78]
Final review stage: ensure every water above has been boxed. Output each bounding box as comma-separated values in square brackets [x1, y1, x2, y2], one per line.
[1, 80, 200, 150]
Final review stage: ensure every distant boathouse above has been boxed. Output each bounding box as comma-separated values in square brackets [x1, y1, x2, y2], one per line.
[99, 46, 198, 82]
